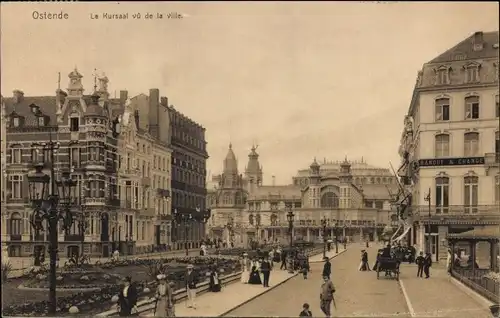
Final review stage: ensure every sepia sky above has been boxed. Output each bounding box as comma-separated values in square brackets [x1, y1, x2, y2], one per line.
[1, 2, 499, 185]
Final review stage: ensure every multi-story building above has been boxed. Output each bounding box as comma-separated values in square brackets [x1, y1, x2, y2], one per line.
[207, 144, 399, 246]
[168, 106, 209, 250]
[398, 31, 500, 262]
[1, 69, 121, 258]
[112, 89, 172, 254]
[1, 95, 7, 252]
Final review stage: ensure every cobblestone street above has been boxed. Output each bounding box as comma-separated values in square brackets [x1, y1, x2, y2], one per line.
[225, 244, 411, 317]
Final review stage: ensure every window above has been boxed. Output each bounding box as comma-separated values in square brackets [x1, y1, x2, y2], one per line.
[465, 65, 480, 83]
[435, 98, 450, 121]
[13, 117, 20, 127]
[11, 146, 21, 163]
[495, 175, 500, 203]
[435, 134, 450, 157]
[496, 131, 499, 154]
[9, 213, 22, 235]
[31, 146, 41, 163]
[464, 132, 479, 156]
[9, 175, 23, 198]
[89, 147, 100, 161]
[375, 201, 384, 209]
[70, 117, 79, 132]
[465, 96, 480, 119]
[496, 95, 499, 118]
[436, 67, 450, 85]
[38, 117, 45, 126]
[435, 176, 449, 214]
[321, 192, 339, 208]
[464, 176, 478, 213]
[70, 147, 80, 167]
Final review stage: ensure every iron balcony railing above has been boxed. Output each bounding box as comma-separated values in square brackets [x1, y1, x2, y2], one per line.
[412, 205, 500, 219]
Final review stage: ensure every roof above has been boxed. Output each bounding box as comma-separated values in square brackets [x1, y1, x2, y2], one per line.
[361, 184, 398, 200]
[84, 94, 106, 117]
[250, 185, 301, 199]
[4, 96, 58, 125]
[447, 227, 500, 241]
[224, 144, 238, 173]
[429, 31, 499, 64]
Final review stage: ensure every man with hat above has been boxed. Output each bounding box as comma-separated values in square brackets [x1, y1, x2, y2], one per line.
[185, 264, 198, 309]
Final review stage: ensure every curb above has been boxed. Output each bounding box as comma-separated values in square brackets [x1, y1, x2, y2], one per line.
[310, 249, 347, 263]
[219, 249, 347, 317]
[449, 275, 496, 308]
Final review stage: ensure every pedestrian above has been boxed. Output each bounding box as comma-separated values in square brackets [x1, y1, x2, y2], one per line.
[280, 250, 288, 270]
[446, 248, 452, 274]
[320, 275, 336, 317]
[240, 253, 250, 284]
[322, 256, 331, 279]
[209, 266, 221, 292]
[117, 276, 138, 316]
[154, 274, 175, 317]
[301, 258, 310, 279]
[423, 252, 432, 279]
[185, 264, 198, 309]
[415, 251, 424, 278]
[260, 256, 272, 287]
[299, 303, 313, 317]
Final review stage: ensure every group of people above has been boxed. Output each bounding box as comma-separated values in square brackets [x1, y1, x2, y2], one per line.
[240, 253, 273, 287]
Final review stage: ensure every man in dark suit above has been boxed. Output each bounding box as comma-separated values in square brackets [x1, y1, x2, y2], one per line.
[415, 251, 425, 277]
[322, 257, 331, 279]
[423, 252, 432, 279]
[260, 256, 272, 287]
[280, 250, 288, 270]
[118, 276, 138, 316]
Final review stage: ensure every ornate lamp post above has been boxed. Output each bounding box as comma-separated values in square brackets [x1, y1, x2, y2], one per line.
[28, 144, 77, 315]
[174, 210, 193, 256]
[424, 188, 431, 254]
[286, 207, 294, 274]
[321, 216, 328, 258]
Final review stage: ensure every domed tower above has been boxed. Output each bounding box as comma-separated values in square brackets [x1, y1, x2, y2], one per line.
[67, 68, 84, 97]
[244, 145, 263, 192]
[339, 156, 353, 208]
[308, 158, 321, 208]
[222, 143, 239, 188]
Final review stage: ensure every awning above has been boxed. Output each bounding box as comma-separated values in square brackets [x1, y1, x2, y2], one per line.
[447, 227, 500, 241]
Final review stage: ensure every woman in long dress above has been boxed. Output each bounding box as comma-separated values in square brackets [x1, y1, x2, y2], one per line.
[248, 258, 262, 285]
[240, 253, 250, 284]
[154, 274, 175, 317]
[209, 267, 221, 292]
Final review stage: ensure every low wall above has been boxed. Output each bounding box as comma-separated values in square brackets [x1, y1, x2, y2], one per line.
[451, 268, 500, 304]
[97, 271, 242, 317]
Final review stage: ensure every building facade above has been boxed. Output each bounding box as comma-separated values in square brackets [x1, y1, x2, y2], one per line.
[168, 104, 209, 250]
[2, 69, 122, 258]
[398, 31, 500, 262]
[207, 144, 399, 247]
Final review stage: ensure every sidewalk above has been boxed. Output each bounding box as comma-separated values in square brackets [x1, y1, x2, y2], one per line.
[310, 247, 345, 263]
[399, 263, 492, 318]
[142, 248, 346, 317]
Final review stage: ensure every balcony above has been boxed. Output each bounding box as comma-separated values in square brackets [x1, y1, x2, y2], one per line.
[413, 205, 500, 223]
[141, 177, 151, 187]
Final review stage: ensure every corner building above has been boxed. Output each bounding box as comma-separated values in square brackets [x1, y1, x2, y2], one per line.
[399, 31, 500, 263]
[2, 69, 121, 258]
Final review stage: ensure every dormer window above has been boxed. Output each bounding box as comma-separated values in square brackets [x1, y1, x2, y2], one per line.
[38, 117, 45, 126]
[70, 117, 79, 132]
[435, 66, 450, 85]
[13, 117, 19, 127]
[464, 63, 480, 83]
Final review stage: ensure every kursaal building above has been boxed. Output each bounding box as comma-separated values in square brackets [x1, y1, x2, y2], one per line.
[398, 31, 500, 263]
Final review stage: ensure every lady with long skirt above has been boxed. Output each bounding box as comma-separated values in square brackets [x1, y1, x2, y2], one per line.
[209, 268, 222, 292]
[248, 259, 262, 285]
[240, 253, 250, 284]
[154, 274, 175, 317]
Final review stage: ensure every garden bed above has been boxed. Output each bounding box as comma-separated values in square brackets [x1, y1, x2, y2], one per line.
[1, 256, 241, 317]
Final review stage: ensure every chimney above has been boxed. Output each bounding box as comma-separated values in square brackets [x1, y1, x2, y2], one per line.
[134, 110, 140, 129]
[272, 175, 276, 186]
[149, 88, 160, 138]
[120, 90, 128, 104]
[12, 90, 24, 104]
[472, 31, 484, 51]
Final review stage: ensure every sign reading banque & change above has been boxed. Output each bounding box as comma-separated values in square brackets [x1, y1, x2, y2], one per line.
[417, 157, 485, 167]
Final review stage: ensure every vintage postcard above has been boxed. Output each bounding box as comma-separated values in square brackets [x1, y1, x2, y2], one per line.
[1, 2, 499, 318]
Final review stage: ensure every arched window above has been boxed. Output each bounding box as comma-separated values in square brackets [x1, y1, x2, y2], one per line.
[321, 192, 339, 208]
[435, 134, 450, 157]
[435, 176, 450, 214]
[9, 212, 22, 235]
[464, 132, 479, 156]
[495, 175, 500, 203]
[248, 214, 254, 225]
[435, 98, 450, 121]
[465, 95, 480, 119]
[370, 177, 374, 184]
[255, 214, 261, 225]
[464, 176, 478, 213]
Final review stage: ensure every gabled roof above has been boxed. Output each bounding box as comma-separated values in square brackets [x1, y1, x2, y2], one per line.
[428, 31, 499, 64]
[4, 96, 58, 125]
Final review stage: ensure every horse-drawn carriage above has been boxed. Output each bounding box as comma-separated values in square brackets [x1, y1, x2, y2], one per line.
[375, 256, 401, 280]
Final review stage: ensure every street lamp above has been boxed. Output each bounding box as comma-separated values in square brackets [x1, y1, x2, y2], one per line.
[28, 145, 77, 315]
[174, 210, 193, 256]
[321, 216, 328, 258]
[76, 210, 89, 265]
[424, 188, 431, 254]
[334, 221, 339, 254]
[286, 207, 295, 274]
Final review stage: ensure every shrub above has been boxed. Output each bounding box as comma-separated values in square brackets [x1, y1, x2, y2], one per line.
[1, 261, 12, 282]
